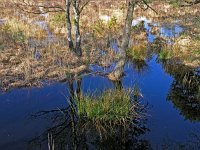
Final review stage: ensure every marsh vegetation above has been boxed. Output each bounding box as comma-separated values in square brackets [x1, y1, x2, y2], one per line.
[0, 0, 199, 149]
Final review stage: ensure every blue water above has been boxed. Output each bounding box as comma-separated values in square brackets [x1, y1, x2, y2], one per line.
[0, 55, 199, 149]
[0, 22, 199, 149]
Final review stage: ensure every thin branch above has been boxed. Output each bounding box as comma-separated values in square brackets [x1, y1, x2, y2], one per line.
[14, 1, 66, 14]
[32, 108, 67, 117]
[141, 0, 158, 14]
[79, 0, 90, 13]
[19, 8, 65, 14]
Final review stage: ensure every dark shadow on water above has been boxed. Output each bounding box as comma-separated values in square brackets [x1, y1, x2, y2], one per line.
[159, 59, 200, 122]
[0, 18, 200, 149]
[129, 59, 149, 75]
[28, 79, 151, 150]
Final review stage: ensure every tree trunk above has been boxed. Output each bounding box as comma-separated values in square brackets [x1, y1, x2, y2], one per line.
[66, 0, 74, 50]
[108, 0, 135, 81]
[66, 0, 82, 56]
[121, 0, 135, 52]
[73, 8, 82, 56]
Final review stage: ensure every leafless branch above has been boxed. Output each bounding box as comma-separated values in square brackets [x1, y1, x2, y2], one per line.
[141, 0, 158, 14]
[80, 0, 90, 13]
[14, 0, 66, 14]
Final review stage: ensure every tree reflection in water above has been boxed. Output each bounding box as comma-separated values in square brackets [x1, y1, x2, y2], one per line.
[161, 129, 200, 150]
[160, 59, 200, 121]
[131, 59, 149, 74]
[28, 78, 151, 150]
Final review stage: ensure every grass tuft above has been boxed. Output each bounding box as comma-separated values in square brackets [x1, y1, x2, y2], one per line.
[127, 44, 147, 61]
[70, 88, 142, 135]
[1, 18, 46, 44]
[158, 49, 172, 60]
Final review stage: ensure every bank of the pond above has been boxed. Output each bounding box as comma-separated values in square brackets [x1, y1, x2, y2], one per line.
[0, 55, 199, 149]
[1, 0, 199, 91]
[0, 0, 200, 149]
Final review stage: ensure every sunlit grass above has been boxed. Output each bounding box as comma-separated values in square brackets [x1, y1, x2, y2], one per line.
[127, 44, 147, 61]
[158, 49, 172, 60]
[1, 18, 46, 44]
[69, 88, 142, 133]
[78, 90, 133, 122]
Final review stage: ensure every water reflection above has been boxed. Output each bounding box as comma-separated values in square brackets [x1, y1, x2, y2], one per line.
[1, 14, 200, 149]
[161, 131, 200, 150]
[160, 60, 200, 121]
[28, 79, 150, 150]
[160, 23, 184, 38]
[131, 59, 149, 74]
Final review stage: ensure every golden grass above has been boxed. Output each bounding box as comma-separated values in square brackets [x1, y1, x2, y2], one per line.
[127, 43, 148, 61]
[0, 40, 105, 90]
[1, 18, 47, 41]
[0, 0, 199, 90]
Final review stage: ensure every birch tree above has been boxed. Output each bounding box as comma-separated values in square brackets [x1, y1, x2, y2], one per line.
[108, 0, 157, 81]
[15, 0, 90, 56]
[65, 0, 90, 56]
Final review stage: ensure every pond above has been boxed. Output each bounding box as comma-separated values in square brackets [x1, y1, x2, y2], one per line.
[0, 21, 199, 149]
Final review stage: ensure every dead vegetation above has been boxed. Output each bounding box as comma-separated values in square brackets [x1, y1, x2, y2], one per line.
[0, 0, 199, 90]
[0, 42, 104, 90]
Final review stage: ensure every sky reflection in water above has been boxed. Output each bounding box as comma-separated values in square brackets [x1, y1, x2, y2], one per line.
[0, 21, 199, 149]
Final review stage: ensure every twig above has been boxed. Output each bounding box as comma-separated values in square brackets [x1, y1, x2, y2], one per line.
[141, 0, 158, 14]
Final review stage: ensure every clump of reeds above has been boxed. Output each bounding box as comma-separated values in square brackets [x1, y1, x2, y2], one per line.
[69, 88, 142, 135]
[127, 44, 148, 61]
[158, 49, 172, 60]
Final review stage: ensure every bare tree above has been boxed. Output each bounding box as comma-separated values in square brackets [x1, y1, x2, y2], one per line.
[15, 0, 90, 56]
[108, 0, 157, 81]
[66, 0, 90, 56]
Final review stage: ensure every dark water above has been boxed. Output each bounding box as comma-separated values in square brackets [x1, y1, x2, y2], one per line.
[0, 57, 199, 149]
[0, 21, 199, 149]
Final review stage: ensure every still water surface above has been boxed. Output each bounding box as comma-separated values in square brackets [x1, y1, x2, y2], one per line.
[0, 22, 199, 149]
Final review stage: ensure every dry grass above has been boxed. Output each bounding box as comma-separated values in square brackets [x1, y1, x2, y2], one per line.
[0, 43, 102, 90]
[0, 0, 199, 90]
[127, 43, 148, 61]
[1, 18, 47, 41]
[166, 35, 200, 67]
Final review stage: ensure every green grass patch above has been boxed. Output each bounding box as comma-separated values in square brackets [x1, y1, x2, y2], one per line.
[91, 16, 120, 38]
[158, 49, 172, 60]
[193, 48, 200, 55]
[51, 12, 66, 28]
[77, 89, 137, 123]
[91, 20, 105, 37]
[169, 0, 182, 7]
[127, 44, 147, 61]
[68, 88, 142, 134]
